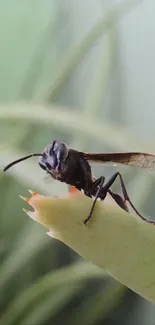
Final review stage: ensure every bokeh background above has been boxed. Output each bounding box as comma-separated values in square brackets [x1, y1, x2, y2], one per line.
[0, 0, 155, 324]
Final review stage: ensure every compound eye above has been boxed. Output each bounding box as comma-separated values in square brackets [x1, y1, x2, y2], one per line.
[53, 142, 68, 162]
[46, 153, 58, 170]
[50, 140, 57, 154]
[46, 162, 53, 170]
[38, 162, 46, 171]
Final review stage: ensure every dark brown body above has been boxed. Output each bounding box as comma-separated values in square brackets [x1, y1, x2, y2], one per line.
[47, 149, 93, 192]
[46, 148, 127, 211]
[3, 140, 155, 224]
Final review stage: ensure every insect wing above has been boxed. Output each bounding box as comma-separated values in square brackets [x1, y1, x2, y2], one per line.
[84, 152, 155, 169]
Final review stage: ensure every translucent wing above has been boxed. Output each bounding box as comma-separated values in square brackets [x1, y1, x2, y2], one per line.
[84, 152, 155, 169]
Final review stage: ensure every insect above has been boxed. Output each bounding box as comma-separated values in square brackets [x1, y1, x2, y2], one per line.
[3, 140, 155, 225]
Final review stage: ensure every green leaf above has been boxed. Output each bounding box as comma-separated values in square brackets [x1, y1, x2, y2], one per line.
[20, 189, 155, 304]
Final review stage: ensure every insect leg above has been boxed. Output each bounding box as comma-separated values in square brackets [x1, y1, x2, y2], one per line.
[108, 189, 129, 212]
[83, 176, 105, 225]
[100, 172, 155, 224]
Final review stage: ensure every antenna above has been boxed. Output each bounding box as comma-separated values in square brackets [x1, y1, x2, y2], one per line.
[3, 153, 43, 172]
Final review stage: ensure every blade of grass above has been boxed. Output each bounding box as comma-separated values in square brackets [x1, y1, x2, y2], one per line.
[72, 28, 116, 150]
[39, 0, 142, 101]
[68, 282, 126, 325]
[0, 223, 49, 293]
[20, 285, 83, 325]
[0, 103, 154, 151]
[0, 262, 107, 325]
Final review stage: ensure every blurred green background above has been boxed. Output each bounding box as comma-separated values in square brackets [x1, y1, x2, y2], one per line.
[1, 0, 155, 324]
